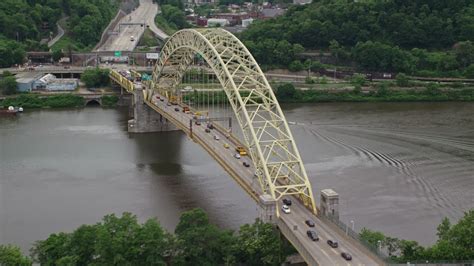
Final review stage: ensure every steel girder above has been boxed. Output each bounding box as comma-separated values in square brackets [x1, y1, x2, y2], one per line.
[148, 28, 317, 214]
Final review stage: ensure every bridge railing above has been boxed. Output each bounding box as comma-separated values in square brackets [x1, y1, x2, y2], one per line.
[320, 214, 391, 263]
[109, 70, 134, 92]
[277, 219, 319, 266]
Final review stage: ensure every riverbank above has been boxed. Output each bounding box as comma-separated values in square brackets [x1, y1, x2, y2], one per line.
[0, 94, 119, 109]
[284, 88, 474, 103]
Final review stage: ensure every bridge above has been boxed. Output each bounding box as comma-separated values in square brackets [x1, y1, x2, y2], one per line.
[110, 28, 384, 265]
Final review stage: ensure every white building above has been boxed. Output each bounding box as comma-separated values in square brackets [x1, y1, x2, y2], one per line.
[207, 18, 229, 27]
[242, 18, 254, 27]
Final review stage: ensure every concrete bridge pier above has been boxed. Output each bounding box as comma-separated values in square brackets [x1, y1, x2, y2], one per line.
[128, 88, 177, 133]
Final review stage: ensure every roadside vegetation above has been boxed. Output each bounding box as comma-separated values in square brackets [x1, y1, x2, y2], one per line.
[0, 94, 85, 109]
[101, 95, 119, 107]
[0, 0, 120, 67]
[1, 209, 295, 265]
[241, 1, 474, 78]
[360, 210, 474, 262]
[154, 0, 189, 35]
[0, 71, 17, 95]
[274, 82, 474, 103]
[81, 68, 111, 88]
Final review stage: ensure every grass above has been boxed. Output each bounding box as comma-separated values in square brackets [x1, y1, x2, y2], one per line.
[155, 15, 178, 36]
[51, 36, 91, 52]
[0, 94, 85, 109]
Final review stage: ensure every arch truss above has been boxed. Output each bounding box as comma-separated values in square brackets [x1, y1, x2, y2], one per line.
[147, 28, 317, 213]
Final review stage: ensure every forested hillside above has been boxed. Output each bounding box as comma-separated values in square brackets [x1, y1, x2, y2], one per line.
[0, 0, 119, 67]
[241, 0, 474, 77]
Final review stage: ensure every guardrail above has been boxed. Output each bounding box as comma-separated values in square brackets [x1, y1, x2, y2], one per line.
[109, 70, 134, 92]
[321, 214, 390, 264]
[277, 218, 320, 266]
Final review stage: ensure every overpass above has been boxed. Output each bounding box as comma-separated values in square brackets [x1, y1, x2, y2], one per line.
[112, 28, 385, 265]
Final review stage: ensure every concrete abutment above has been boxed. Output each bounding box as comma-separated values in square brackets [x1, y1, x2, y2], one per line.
[128, 88, 178, 133]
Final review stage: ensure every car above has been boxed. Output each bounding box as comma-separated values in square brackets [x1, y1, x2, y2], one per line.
[223, 143, 230, 149]
[205, 128, 211, 133]
[305, 220, 315, 227]
[234, 153, 241, 159]
[214, 135, 220, 140]
[160, 98, 164, 101]
[167, 103, 171, 106]
[207, 123, 214, 129]
[281, 204, 290, 214]
[130, 35, 135, 41]
[327, 239, 338, 248]
[174, 107, 179, 112]
[306, 230, 319, 241]
[341, 252, 352, 261]
[195, 121, 201, 125]
[243, 161, 250, 167]
[282, 198, 292, 206]
[156, 96, 160, 99]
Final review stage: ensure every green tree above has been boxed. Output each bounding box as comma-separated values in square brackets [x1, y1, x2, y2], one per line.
[351, 74, 366, 87]
[465, 64, 474, 78]
[174, 208, 237, 265]
[276, 83, 297, 101]
[0, 76, 17, 95]
[436, 217, 451, 240]
[236, 219, 293, 266]
[288, 60, 304, 72]
[0, 245, 32, 266]
[80, 68, 110, 88]
[359, 228, 385, 248]
[51, 49, 64, 62]
[454, 41, 474, 68]
[395, 73, 410, 87]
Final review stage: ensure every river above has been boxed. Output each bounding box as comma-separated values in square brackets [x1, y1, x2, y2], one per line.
[0, 102, 473, 252]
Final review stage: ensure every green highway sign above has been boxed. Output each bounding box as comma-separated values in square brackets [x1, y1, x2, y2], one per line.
[114, 51, 122, 57]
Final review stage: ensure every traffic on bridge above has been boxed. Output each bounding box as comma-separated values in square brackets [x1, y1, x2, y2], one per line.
[110, 28, 384, 265]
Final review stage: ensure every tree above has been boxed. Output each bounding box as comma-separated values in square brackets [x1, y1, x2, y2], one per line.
[395, 73, 410, 87]
[0, 245, 32, 266]
[0, 76, 17, 95]
[80, 68, 110, 88]
[276, 83, 297, 101]
[359, 228, 385, 248]
[454, 41, 474, 68]
[465, 64, 474, 78]
[288, 60, 304, 72]
[174, 208, 237, 265]
[236, 219, 293, 266]
[436, 217, 451, 240]
[51, 49, 64, 62]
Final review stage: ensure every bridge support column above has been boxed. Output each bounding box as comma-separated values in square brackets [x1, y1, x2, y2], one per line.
[128, 88, 177, 133]
[258, 194, 277, 224]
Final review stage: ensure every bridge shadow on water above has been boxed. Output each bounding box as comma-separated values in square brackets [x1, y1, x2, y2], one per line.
[127, 128, 252, 231]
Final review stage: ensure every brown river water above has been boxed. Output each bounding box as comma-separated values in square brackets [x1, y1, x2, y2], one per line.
[0, 102, 473, 252]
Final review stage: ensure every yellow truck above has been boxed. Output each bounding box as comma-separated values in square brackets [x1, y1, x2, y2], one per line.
[235, 146, 247, 156]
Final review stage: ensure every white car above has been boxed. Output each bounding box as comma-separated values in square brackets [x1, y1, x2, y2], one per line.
[214, 135, 220, 140]
[234, 153, 241, 159]
[282, 204, 291, 214]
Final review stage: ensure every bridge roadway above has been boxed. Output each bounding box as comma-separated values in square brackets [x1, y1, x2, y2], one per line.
[144, 93, 382, 266]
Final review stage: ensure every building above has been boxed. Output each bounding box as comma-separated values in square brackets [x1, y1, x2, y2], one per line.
[15, 72, 43, 92]
[242, 18, 254, 27]
[207, 18, 230, 27]
[260, 8, 285, 19]
[293, 0, 312, 4]
[33, 74, 78, 91]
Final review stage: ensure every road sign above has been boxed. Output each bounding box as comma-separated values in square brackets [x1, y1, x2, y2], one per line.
[146, 53, 159, 59]
[114, 51, 122, 57]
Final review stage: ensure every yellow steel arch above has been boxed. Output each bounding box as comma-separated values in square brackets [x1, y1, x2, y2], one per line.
[148, 28, 317, 214]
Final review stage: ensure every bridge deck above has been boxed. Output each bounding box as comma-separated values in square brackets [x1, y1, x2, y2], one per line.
[145, 93, 383, 266]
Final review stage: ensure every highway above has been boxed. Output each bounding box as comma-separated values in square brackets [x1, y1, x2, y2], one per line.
[145, 91, 383, 266]
[97, 0, 164, 51]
